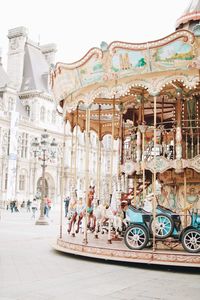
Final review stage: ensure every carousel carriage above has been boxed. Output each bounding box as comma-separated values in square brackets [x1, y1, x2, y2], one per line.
[124, 202, 200, 253]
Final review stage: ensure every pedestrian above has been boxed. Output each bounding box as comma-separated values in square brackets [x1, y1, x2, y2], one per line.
[31, 198, 38, 218]
[47, 197, 52, 217]
[10, 200, 14, 213]
[44, 196, 51, 217]
[14, 200, 19, 212]
[64, 196, 70, 217]
[27, 199, 31, 212]
[21, 200, 25, 211]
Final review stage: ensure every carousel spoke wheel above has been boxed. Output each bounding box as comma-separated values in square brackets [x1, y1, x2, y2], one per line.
[124, 224, 149, 250]
[181, 229, 200, 253]
[150, 214, 174, 239]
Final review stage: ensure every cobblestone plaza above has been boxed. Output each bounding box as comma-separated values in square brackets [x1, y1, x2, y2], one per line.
[0, 208, 199, 300]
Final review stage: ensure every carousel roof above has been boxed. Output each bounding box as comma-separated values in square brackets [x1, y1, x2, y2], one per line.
[51, 29, 200, 138]
[176, 0, 200, 30]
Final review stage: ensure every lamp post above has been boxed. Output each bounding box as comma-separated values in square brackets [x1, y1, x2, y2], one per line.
[31, 129, 57, 225]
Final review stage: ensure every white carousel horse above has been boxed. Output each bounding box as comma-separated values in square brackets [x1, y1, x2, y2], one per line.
[67, 199, 78, 236]
[93, 199, 123, 238]
[111, 199, 123, 236]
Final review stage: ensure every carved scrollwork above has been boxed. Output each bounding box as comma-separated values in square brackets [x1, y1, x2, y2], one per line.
[145, 156, 173, 173]
[187, 155, 200, 173]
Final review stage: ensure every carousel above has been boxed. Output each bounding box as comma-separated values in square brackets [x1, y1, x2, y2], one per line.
[51, 2, 200, 268]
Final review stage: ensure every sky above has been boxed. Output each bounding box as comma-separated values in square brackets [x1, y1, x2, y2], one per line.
[0, 0, 190, 67]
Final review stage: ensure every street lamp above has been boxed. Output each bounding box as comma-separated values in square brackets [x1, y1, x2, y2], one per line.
[31, 129, 57, 225]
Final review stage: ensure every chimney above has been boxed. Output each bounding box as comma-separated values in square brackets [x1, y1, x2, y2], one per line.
[40, 43, 57, 67]
[7, 26, 28, 91]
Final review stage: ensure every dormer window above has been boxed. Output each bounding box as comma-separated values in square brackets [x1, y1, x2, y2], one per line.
[40, 106, 45, 122]
[25, 105, 30, 117]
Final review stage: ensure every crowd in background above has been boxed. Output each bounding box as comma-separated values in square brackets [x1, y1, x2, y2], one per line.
[1, 196, 52, 219]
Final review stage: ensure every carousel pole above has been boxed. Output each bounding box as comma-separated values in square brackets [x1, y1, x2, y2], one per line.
[96, 105, 101, 203]
[132, 107, 137, 205]
[134, 173, 137, 206]
[141, 99, 146, 201]
[59, 120, 66, 238]
[186, 132, 188, 159]
[70, 113, 75, 198]
[184, 169, 187, 227]
[197, 99, 199, 155]
[73, 106, 79, 189]
[175, 91, 183, 162]
[109, 96, 116, 197]
[83, 106, 91, 244]
[142, 130, 145, 201]
[121, 115, 125, 193]
[118, 104, 123, 191]
[153, 95, 157, 252]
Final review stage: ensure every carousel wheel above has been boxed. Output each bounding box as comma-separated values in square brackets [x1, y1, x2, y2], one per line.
[181, 228, 200, 253]
[150, 214, 174, 239]
[124, 224, 149, 250]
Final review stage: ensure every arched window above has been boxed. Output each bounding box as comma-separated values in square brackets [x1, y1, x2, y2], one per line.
[25, 105, 30, 117]
[40, 106, 45, 122]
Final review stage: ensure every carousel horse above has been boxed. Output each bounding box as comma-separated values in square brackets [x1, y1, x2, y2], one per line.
[110, 198, 123, 236]
[94, 199, 123, 238]
[67, 198, 78, 236]
[93, 203, 111, 236]
[86, 186, 96, 231]
[75, 198, 86, 233]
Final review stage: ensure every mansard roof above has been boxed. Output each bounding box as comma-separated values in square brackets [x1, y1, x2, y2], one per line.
[20, 40, 50, 93]
[0, 64, 10, 89]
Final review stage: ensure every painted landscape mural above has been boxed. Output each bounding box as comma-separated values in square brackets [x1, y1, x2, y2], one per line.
[54, 32, 196, 98]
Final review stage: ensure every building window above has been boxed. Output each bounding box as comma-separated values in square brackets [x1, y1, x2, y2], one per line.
[19, 174, 25, 190]
[52, 111, 56, 124]
[25, 105, 30, 117]
[40, 106, 45, 122]
[5, 173, 8, 190]
[6, 130, 10, 156]
[8, 97, 14, 111]
[20, 132, 28, 158]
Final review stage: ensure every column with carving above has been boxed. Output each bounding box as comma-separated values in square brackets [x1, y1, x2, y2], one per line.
[175, 90, 183, 172]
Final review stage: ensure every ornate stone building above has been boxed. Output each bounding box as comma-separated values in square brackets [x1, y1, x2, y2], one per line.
[0, 27, 117, 205]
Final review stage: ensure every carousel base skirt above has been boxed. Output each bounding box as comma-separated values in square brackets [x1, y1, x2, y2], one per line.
[53, 233, 200, 269]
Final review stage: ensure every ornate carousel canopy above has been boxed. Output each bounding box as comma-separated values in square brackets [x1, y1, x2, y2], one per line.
[51, 30, 200, 138]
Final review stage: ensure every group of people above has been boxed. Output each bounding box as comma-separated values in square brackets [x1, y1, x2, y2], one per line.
[5, 196, 52, 219]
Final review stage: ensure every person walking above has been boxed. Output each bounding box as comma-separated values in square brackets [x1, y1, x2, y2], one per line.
[64, 196, 70, 217]
[47, 197, 52, 217]
[31, 199, 38, 219]
[27, 199, 31, 212]
[44, 196, 52, 218]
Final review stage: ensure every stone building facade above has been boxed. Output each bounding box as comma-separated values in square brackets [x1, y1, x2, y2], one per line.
[0, 27, 118, 205]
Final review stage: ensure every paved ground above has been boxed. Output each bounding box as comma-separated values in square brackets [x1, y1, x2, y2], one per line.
[0, 207, 199, 300]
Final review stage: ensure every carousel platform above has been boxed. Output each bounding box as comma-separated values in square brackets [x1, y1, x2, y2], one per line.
[53, 232, 200, 269]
